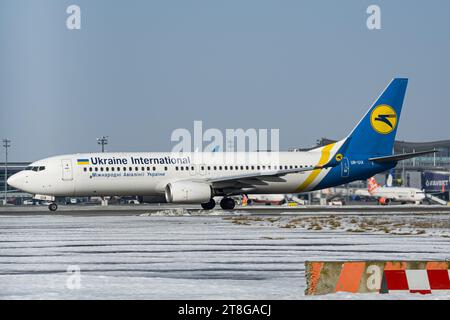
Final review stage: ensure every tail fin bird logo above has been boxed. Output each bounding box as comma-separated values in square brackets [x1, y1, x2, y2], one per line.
[370, 105, 397, 134]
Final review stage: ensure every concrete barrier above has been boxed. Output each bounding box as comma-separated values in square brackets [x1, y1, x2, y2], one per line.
[305, 261, 450, 295]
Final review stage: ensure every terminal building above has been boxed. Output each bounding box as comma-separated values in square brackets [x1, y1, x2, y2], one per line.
[0, 162, 31, 204]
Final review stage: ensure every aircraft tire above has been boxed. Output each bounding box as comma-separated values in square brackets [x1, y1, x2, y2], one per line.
[201, 199, 216, 210]
[48, 203, 58, 212]
[220, 197, 235, 210]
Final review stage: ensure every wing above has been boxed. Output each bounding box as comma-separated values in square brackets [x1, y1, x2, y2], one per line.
[206, 164, 328, 192]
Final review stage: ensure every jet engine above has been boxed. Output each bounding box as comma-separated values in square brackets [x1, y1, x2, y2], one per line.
[165, 181, 212, 203]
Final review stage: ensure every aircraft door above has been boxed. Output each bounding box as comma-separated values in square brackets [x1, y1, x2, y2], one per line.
[341, 158, 350, 178]
[61, 159, 73, 181]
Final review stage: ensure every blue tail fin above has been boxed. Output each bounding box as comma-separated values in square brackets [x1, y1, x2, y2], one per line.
[345, 78, 408, 157]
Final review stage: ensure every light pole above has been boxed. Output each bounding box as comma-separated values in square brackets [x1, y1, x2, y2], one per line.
[97, 136, 108, 153]
[3, 139, 11, 205]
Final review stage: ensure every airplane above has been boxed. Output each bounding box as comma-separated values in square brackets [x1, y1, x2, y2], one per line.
[8, 78, 436, 211]
[366, 176, 426, 205]
[246, 194, 286, 205]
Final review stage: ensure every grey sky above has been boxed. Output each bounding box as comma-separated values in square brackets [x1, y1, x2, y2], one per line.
[1, 0, 449, 161]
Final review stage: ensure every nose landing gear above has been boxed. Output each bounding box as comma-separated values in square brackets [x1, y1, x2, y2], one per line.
[48, 203, 58, 212]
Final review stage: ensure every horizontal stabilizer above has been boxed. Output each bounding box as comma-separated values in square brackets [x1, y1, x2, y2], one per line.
[368, 150, 437, 163]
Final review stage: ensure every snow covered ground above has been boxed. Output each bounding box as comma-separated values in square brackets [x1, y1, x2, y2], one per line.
[0, 211, 449, 299]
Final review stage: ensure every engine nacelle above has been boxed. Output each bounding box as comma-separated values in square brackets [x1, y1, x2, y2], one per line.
[165, 181, 212, 204]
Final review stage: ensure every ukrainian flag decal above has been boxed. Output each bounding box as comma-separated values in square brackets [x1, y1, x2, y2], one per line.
[77, 159, 89, 165]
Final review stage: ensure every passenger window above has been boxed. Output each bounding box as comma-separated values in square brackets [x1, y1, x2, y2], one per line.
[129, 167, 132, 171]
[164, 167, 167, 171]
[95, 167, 98, 172]
[290, 165, 293, 169]
[83, 168, 87, 172]
[176, 167, 179, 171]
[201, 166, 205, 170]
[213, 166, 217, 170]
[219, 166, 222, 170]
[153, 167, 156, 171]
[111, 167, 115, 172]
[257, 166, 260, 170]
[100, 167, 104, 172]
[207, 166, 211, 170]
[89, 167, 93, 172]
[240, 166, 244, 170]
[180, 167, 184, 171]
[135, 167, 138, 171]
[106, 167, 109, 172]
[117, 167, 120, 171]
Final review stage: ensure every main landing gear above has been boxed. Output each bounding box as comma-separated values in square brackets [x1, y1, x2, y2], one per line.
[48, 202, 58, 212]
[220, 197, 235, 210]
[200, 197, 236, 210]
[201, 198, 216, 210]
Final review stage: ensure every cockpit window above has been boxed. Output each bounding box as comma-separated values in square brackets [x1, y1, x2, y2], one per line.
[26, 166, 45, 171]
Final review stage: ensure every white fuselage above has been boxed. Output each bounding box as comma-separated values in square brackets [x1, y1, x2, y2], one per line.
[8, 149, 343, 198]
[370, 186, 426, 203]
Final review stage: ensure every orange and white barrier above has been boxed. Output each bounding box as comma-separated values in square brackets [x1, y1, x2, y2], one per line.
[305, 261, 450, 295]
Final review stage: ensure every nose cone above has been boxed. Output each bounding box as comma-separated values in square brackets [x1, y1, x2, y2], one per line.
[7, 173, 22, 190]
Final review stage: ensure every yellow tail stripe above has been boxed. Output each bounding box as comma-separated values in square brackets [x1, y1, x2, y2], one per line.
[295, 143, 335, 193]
